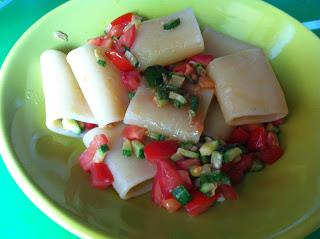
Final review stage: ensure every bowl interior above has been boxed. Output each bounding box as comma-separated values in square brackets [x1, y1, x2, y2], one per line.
[1, 0, 320, 238]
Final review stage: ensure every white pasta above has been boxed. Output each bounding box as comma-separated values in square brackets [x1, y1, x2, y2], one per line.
[207, 48, 288, 125]
[124, 86, 213, 143]
[131, 8, 204, 69]
[83, 125, 156, 200]
[40, 50, 96, 137]
[66, 44, 128, 127]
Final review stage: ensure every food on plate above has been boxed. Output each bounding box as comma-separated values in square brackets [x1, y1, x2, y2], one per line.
[203, 27, 258, 57]
[66, 44, 129, 127]
[40, 50, 97, 137]
[39, 9, 288, 216]
[207, 48, 288, 125]
[131, 8, 204, 69]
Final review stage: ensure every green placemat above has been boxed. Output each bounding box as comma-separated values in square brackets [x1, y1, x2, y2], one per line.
[0, 1, 319, 238]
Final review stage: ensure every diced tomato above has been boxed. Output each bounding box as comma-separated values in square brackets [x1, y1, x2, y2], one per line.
[151, 172, 164, 206]
[144, 140, 179, 163]
[119, 25, 136, 48]
[267, 132, 279, 147]
[79, 134, 109, 172]
[161, 198, 181, 213]
[84, 123, 97, 131]
[242, 123, 264, 132]
[122, 125, 145, 141]
[108, 24, 126, 38]
[220, 161, 237, 173]
[227, 169, 244, 185]
[105, 50, 134, 71]
[228, 127, 249, 144]
[272, 118, 285, 126]
[90, 163, 114, 189]
[176, 158, 200, 170]
[184, 191, 221, 216]
[172, 63, 194, 76]
[188, 54, 214, 67]
[247, 127, 267, 152]
[111, 12, 133, 26]
[255, 146, 284, 165]
[216, 184, 238, 200]
[199, 76, 215, 89]
[87, 35, 112, 48]
[156, 159, 184, 199]
[112, 38, 126, 54]
[233, 154, 254, 173]
[177, 170, 193, 190]
[121, 70, 141, 91]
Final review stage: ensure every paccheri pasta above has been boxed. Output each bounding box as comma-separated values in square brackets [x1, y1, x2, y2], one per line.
[39, 9, 288, 216]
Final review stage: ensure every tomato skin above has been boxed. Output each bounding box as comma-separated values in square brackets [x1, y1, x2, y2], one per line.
[255, 146, 284, 165]
[107, 13, 133, 38]
[176, 158, 200, 170]
[228, 127, 250, 144]
[151, 172, 164, 206]
[267, 132, 279, 147]
[87, 35, 112, 48]
[121, 70, 141, 91]
[90, 163, 114, 189]
[84, 123, 97, 131]
[172, 63, 194, 76]
[216, 184, 238, 200]
[119, 25, 136, 48]
[177, 170, 193, 190]
[156, 158, 185, 199]
[122, 125, 145, 141]
[233, 154, 254, 173]
[111, 12, 133, 26]
[188, 54, 214, 67]
[242, 123, 264, 132]
[184, 191, 221, 216]
[105, 50, 134, 71]
[272, 118, 285, 126]
[144, 140, 179, 163]
[79, 134, 109, 172]
[226, 169, 244, 185]
[247, 127, 267, 152]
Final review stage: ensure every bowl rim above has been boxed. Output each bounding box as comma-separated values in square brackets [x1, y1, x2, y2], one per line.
[0, 0, 319, 238]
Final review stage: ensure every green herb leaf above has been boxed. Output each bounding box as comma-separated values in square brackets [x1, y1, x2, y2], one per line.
[163, 18, 181, 30]
[97, 59, 106, 67]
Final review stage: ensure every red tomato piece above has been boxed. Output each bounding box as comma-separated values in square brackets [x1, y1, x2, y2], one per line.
[247, 127, 267, 152]
[144, 140, 179, 163]
[105, 50, 134, 71]
[216, 184, 238, 200]
[122, 125, 145, 141]
[84, 123, 97, 131]
[272, 118, 285, 126]
[119, 25, 136, 48]
[90, 163, 114, 189]
[172, 63, 194, 76]
[121, 70, 141, 91]
[176, 158, 200, 170]
[151, 172, 164, 206]
[87, 35, 112, 48]
[177, 170, 193, 190]
[227, 169, 244, 185]
[242, 123, 264, 132]
[220, 161, 237, 173]
[228, 127, 250, 144]
[78, 134, 109, 172]
[255, 146, 284, 165]
[156, 158, 185, 199]
[267, 132, 279, 147]
[161, 198, 181, 213]
[188, 54, 214, 67]
[184, 191, 221, 216]
[111, 12, 133, 26]
[233, 154, 254, 173]
[112, 38, 126, 54]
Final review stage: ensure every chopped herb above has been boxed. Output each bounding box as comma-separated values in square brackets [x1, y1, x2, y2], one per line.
[143, 65, 167, 88]
[154, 88, 169, 107]
[53, 31, 68, 41]
[200, 155, 211, 164]
[97, 59, 106, 67]
[147, 131, 166, 141]
[128, 92, 135, 100]
[122, 139, 133, 157]
[163, 18, 181, 30]
[169, 92, 187, 105]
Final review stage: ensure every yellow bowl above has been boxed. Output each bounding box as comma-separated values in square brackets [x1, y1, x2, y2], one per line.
[0, 0, 320, 238]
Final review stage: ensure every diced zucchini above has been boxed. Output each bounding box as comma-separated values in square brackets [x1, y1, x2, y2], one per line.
[200, 155, 210, 164]
[189, 166, 203, 177]
[131, 140, 145, 159]
[177, 148, 199, 158]
[93, 144, 110, 163]
[125, 50, 139, 68]
[61, 118, 83, 135]
[220, 174, 231, 185]
[249, 160, 265, 172]
[172, 185, 191, 206]
[266, 123, 280, 134]
[199, 140, 220, 156]
[223, 147, 243, 163]
[180, 141, 198, 151]
[172, 100, 183, 108]
[168, 74, 185, 88]
[189, 95, 199, 117]
[211, 151, 223, 169]
[147, 131, 166, 141]
[163, 18, 181, 30]
[122, 139, 133, 157]
[170, 151, 183, 161]
[128, 91, 135, 101]
[143, 65, 166, 88]
[169, 92, 187, 107]
[200, 171, 223, 185]
[201, 164, 212, 174]
[200, 182, 217, 196]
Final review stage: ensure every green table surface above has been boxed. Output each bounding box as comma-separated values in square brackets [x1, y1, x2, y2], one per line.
[0, 1, 319, 238]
